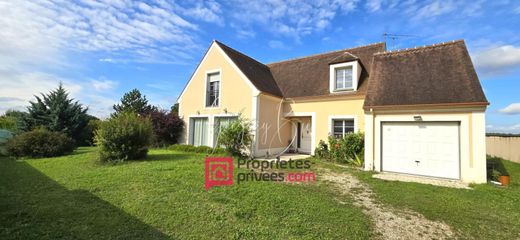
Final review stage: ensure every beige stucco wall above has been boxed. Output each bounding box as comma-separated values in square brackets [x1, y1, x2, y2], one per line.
[283, 97, 366, 154]
[178, 43, 255, 146]
[364, 109, 487, 183]
[487, 136, 520, 163]
[256, 94, 292, 154]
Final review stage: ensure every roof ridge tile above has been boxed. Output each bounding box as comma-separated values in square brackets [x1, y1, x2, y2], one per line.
[266, 42, 385, 65]
[374, 39, 465, 57]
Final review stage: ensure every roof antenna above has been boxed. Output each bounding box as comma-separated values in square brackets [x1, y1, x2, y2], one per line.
[383, 33, 420, 51]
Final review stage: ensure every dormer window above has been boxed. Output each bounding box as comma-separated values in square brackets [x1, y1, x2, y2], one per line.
[335, 66, 353, 90]
[206, 71, 220, 107]
[329, 61, 361, 93]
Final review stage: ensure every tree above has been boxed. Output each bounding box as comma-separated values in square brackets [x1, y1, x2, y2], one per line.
[149, 109, 184, 146]
[170, 103, 179, 115]
[76, 115, 100, 146]
[23, 84, 89, 142]
[112, 89, 156, 117]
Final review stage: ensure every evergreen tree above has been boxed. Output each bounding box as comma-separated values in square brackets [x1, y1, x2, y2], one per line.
[112, 89, 156, 117]
[23, 83, 89, 142]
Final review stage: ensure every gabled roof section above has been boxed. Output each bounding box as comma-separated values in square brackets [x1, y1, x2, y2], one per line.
[329, 52, 359, 65]
[363, 40, 488, 109]
[214, 40, 283, 97]
[267, 42, 386, 98]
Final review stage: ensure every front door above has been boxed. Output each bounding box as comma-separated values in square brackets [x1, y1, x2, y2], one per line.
[294, 118, 312, 153]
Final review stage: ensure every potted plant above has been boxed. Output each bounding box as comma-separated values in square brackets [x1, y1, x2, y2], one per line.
[490, 169, 501, 185]
[487, 157, 511, 186]
[499, 174, 511, 186]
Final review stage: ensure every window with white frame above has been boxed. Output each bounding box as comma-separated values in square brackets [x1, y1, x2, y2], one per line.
[335, 66, 353, 90]
[329, 61, 360, 93]
[206, 72, 220, 107]
[332, 119, 355, 138]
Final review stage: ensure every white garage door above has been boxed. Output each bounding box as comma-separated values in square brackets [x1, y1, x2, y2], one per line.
[381, 122, 460, 179]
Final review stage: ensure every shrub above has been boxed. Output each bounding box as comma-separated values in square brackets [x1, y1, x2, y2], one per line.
[341, 132, 364, 163]
[0, 129, 14, 156]
[6, 128, 75, 158]
[316, 132, 365, 166]
[1, 110, 28, 134]
[217, 116, 253, 158]
[0, 116, 17, 132]
[314, 140, 329, 159]
[168, 144, 227, 155]
[149, 109, 184, 147]
[95, 112, 154, 162]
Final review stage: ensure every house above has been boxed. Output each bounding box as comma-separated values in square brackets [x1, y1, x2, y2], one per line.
[177, 40, 488, 183]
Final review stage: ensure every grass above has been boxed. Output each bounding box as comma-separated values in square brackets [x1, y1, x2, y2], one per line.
[0, 147, 371, 239]
[3, 147, 520, 239]
[320, 157, 520, 239]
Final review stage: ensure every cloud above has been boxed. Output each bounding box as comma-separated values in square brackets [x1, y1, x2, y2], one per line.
[91, 79, 118, 91]
[487, 124, 520, 134]
[0, 70, 82, 114]
[228, 0, 358, 40]
[99, 58, 115, 63]
[0, 69, 119, 118]
[0, 0, 225, 118]
[411, 1, 457, 20]
[82, 95, 118, 119]
[400, 0, 486, 21]
[268, 40, 287, 49]
[498, 103, 520, 115]
[231, 23, 256, 39]
[473, 45, 520, 76]
[0, 1, 213, 65]
[176, 1, 224, 26]
[365, 0, 385, 12]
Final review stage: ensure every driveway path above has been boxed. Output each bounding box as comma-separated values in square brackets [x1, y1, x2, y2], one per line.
[319, 168, 454, 239]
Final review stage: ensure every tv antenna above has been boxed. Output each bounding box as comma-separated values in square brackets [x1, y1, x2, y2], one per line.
[383, 33, 419, 50]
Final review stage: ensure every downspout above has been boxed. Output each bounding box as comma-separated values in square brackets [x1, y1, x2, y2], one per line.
[371, 108, 375, 171]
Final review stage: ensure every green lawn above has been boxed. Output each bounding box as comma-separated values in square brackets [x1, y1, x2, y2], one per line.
[320, 157, 520, 239]
[0, 147, 371, 239]
[3, 148, 520, 239]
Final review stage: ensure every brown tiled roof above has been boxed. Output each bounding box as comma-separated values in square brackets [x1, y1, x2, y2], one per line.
[267, 43, 386, 98]
[363, 40, 488, 109]
[215, 41, 283, 97]
[329, 52, 359, 65]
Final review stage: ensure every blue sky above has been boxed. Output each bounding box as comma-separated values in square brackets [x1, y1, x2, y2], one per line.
[0, 0, 519, 133]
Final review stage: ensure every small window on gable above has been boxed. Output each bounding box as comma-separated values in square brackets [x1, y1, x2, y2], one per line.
[329, 61, 360, 93]
[206, 72, 220, 107]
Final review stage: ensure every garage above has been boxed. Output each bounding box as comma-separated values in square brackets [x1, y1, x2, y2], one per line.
[381, 122, 460, 179]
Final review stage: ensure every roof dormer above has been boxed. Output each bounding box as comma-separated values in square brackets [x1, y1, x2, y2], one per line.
[329, 52, 362, 93]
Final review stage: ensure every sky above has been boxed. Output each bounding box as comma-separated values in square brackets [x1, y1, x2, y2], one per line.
[0, 0, 519, 133]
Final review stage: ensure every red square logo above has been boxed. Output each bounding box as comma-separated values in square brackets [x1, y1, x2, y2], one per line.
[205, 157, 233, 190]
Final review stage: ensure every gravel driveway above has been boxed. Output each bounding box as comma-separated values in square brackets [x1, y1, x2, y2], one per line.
[319, 168, 454, 240]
